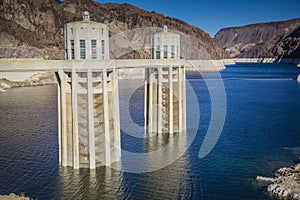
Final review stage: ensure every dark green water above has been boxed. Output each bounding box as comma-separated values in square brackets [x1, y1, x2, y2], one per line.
[0, 63, 300, 199]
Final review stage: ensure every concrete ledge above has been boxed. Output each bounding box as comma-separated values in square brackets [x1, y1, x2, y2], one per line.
[0, 58, 298, 74]
[0, 59, 190, 72]
[186, 60, 226, 71]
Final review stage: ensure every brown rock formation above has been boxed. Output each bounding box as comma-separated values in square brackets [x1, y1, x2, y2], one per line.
[214, 18, 300, 58]
[238, 26, 300, 59]
[0, 0, 228, 60]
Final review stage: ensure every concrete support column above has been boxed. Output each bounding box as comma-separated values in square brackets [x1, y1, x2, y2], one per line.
[103, 70, 111, 166]
[57, 77, 61, 164]
[87, 69, 96, 169]
[148, 69, 153, 133]
[157, 67, 162, 134]
[168, 66, 173, 133]
[144, 68, 148, 133]
[178, 66, 183, 133]
[58, 70, 68, 167]
[182, 67, 186, 131]
[72, 68, 80, 169]
[113, 68, 121, 162]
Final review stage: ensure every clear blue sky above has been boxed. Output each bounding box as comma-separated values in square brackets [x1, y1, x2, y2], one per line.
[96, 0, 300, 37]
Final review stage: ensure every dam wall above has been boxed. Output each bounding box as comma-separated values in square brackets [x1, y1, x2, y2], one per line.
[118, 59, 231, 79]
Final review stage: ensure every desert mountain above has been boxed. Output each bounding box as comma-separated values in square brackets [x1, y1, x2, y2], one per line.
[214, 18, 300, 58]
[0, 0, 228, 60]
[237, 26, 300, 58]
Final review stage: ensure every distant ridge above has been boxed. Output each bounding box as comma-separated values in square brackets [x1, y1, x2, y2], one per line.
[218, 18, 300, 31]
[215, 18, 300, 58]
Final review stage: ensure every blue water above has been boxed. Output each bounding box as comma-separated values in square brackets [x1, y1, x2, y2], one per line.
[0, 63, 300, 199]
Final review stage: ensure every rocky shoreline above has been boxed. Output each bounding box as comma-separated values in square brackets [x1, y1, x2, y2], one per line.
[0, 193, 30, 200]
[257, 162, 300, 200]
[0, 72, 56, 92]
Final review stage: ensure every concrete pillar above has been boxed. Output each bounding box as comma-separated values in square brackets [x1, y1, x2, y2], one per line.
[87, 69, 96, 169]
[168, 66, 173, 133]
[178, 66, 183, 133]
[144, 69, 148, 133]
[71, 69, 80, 169]
[157, 67, 162, 134]
[102, 70, 111, 166]
[58, 70, 68, 167]
[182, 67, 186, 131]
[57, 77, 61, 164]
[148, 69, 153, 133]
[113, 68, 121, 162]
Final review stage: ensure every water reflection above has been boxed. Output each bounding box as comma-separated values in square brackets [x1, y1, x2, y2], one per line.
[118, 131, 194, 199]
[59, 167, 124, 199]
[143, 131, 188, 167]
[143, 132, 191, 198]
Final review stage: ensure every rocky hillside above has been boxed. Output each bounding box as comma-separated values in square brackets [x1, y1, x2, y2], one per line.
[214, 18, 300, 58]
[0, 0, 228, 60]
[238, 26, 300, 58]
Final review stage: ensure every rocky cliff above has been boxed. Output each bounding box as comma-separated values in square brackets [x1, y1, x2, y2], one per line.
[0, 0, 228, 60]
[238, 26, 300, 58]
[214, 18, 300, 58]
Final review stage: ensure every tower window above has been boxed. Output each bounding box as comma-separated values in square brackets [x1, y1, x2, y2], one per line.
[91, 40, 97, 59]
[151, 37, 155, 59]
[156, 45, 160, 59]
[151, 47, 154, 59]
[80, 40, 86, 59]
[65, 49, 68, 60]
[171, 45, 175, 59]
[163, 45, 168, 59]
[71, 40, 75, 60]
[101, 40, 105, 54]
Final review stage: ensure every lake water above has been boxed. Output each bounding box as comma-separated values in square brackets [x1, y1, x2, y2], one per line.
[0, 63, 300, 199]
